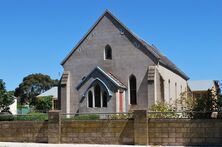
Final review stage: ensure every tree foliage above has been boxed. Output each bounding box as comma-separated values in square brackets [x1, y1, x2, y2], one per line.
[148, 102, 179, 118]
[14, 74, 58, 105]
[0, 79, 14, 112]
[176, 85, 222, 119]
[175, 91, 196, 111]
[35, 96, 52, 112]
[150, 84, 222, 119]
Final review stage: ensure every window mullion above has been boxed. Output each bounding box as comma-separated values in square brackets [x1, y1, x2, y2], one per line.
[92, 88, 95, 108]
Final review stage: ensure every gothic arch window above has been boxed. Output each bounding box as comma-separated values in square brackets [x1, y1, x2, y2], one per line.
[129, 75, 137, 105]
[168, 79, 171, 99]
[180, 85, 183, 94]
[88, 91, 93, 108]
[104, 45, 112, 60]
[160, 76, 165, 102]
[175, 82, 177, 98]
[102, 91, 107, 107]
[94, 84, 101, 107]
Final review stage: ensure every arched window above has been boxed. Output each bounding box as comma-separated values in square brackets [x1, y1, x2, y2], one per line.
[175, 83, 177, 98]
[160, 76, 165, 102]
[94, 84, 101, 107]
[88, 91, 93, 108]
[104, 45, 112, 60]
[180, 85, 182, 94]
[129, 75, 137, 105]
[102, 91, 107, 107]
[168, 79, 171, 99]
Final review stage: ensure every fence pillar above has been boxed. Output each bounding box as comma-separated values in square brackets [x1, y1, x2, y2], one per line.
[133, 110, 148, 145]
[48, 110, 61, 143]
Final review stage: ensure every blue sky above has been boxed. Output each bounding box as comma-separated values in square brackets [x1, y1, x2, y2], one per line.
[0, 0, 222, 90]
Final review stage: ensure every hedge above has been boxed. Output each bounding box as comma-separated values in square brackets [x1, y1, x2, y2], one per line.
[0, 112, 48, 121]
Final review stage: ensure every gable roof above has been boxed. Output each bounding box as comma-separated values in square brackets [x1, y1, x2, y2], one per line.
[140, 41, 189, 80]
[61, 10, 189, 80]
[37, 87, 58, 99]
[76, 66, 127, 90]
[188, 80, 214, 91]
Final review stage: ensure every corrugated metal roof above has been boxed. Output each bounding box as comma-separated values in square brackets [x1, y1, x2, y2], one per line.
[188, 80, 214, 91]
[37, 87, 58, 99]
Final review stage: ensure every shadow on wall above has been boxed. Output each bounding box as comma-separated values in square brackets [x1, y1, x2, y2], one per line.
[35, 121, 48, 143]
[119, 120, 134, 145]
[137, 70, 149, 109]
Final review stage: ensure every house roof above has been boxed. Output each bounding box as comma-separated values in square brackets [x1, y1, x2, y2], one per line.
[76, 66, 127, 90]
[61, 10, 189, 80]
[188, 80, 214, 91]
[141, 41, 189, 80]
[37, 87, 58, 99]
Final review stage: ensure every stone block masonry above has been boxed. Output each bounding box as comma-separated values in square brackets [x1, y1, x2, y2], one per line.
[0, 110, 222, 146]
[0, 121, 48, 143]
[61, 120, 134, 144]
[148, 119, 222, 146]
[48, 110, 61, 143]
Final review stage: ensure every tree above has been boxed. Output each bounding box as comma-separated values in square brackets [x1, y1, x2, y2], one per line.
[0, 79, 14, 112]
[0, 79, 6, 91]
[14, 74, 58, 105]
[35, 96, 52, 112]
[216, 81, 222, 110]
[176, 87, 221, 118]
[175, 91, 196, 112]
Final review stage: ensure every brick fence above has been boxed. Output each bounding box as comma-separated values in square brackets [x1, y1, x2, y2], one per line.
[0, 110, 222, 146]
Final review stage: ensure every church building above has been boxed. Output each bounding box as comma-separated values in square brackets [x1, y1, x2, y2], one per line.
[59, 10, 189, 114]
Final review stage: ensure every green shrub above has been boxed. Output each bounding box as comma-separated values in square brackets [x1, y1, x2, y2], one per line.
[0, 115, 14, 121]
[64, 114, 99, 120]
[108, 114, 133, 120]
[148, 102, 179, 118]
[16, 112, 48, 121]
[0, 112, 48, 121]
[35, 96, 52, 112]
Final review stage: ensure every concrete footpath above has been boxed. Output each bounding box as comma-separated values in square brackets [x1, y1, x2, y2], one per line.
[0, 142, 148, 147]
[0, 142, 184, 147]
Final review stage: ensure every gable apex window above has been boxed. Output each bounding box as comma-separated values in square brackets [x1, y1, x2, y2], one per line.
[104, 45, 112, 60]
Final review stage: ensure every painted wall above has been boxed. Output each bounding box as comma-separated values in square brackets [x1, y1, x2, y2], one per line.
[9, 98, 17, 115]
[156, 64, 188, 103]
